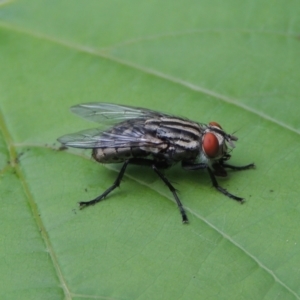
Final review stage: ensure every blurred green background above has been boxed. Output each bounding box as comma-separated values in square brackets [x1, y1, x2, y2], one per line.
[0, 0, 300, 299]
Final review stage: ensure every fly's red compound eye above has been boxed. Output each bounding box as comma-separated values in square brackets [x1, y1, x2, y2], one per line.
[209, 121, 222, 129]
[202, 132, 219, 158]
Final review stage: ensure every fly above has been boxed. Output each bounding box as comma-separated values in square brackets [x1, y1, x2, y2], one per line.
[58, 103, 255, 223]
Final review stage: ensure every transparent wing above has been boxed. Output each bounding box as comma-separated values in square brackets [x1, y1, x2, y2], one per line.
[70, 102, 166, 124]
[58, 128, 107, 148]
[57, 127, 164, 149]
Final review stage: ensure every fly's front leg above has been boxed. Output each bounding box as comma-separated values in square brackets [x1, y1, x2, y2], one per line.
[182, 161, 244, 202]
[206, 168, 244, 202]
[79, 160, 130, 209]
[181, 161, 208, 171]
[221, 162, 255, 171]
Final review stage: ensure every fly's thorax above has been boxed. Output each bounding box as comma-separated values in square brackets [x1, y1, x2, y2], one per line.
[200, 122, 236, 161]
[139, 134, 169, 154]
[145, 117, 201, 141]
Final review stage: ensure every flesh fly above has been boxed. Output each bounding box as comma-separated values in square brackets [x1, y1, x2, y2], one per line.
[58, 103, 254, 223]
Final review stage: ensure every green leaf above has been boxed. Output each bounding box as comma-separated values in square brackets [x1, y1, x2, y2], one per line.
[1, 0, 300, 299]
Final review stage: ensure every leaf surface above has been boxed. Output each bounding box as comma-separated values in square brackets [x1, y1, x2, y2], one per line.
[0, 1, 300, 299]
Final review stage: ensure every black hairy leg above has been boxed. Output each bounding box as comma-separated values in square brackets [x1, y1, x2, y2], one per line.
[221, 162, 255, 171]
[130, 158, 188, 223]
[79, 160, 130, 208]
[80, 158, 188, 223]
[182, 161, 250, 202]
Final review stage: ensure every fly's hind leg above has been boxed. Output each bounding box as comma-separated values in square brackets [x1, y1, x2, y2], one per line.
[79, 160, 130, 209]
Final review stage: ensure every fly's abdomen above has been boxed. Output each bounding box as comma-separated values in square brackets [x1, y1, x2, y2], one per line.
[92, 119, 170, 163]
[92, 147, 149, 163]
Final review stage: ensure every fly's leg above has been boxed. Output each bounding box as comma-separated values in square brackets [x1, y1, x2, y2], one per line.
[79, 158, 188, 223]
[152, 165, 188, 224]
[182, 161, 208, 171]
[182, 161, 244, 202]
[127, 158, 188, 223]
[221, 163, 255, 171]
[206, 168, 244, 202]
[79, 160, 130, 209]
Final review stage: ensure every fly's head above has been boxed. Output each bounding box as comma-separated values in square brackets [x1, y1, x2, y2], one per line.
[202, 122, 238, 176]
